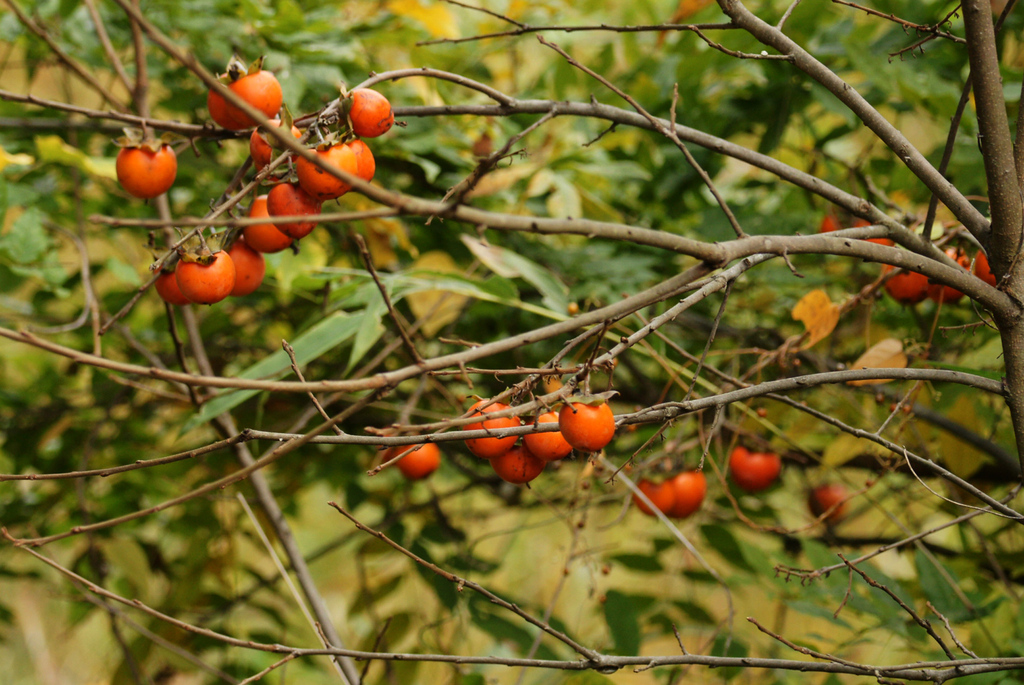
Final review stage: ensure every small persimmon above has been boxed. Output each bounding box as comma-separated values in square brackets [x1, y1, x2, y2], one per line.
[633, 479, 676, 517]
[227, 239, 266, 296]
[974, 251, 997, 287]
[207, 88, 248, 130]
[490, 444, 545, 484]
[385, 443, 441, 481]
[882, 264, 929, 305]
[523, 411, 573, 462]
[665, 471, 706, 519]
[250, 119, 302, 170]
[348, 89, 394, 138]
[464, 400, 520, 459]
[296, 143, 358, 200]
[175, 251, 236, 305]
[347, 139, 376, 182]
[558, 401, 615, 453]
[818, 215, 841, 233]
[243, 195, 293, 253]
[728, 446, 781, 493]
[927, 248, 970, 304]
[116, 144, 177, 199]
[267, 182, 321, 239]
[809, 484, 848, 523]
[155, 270, 191, 306]
[207, 66, 283, 130]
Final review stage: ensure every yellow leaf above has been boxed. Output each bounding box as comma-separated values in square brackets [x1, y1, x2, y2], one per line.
[938, 395, 989, 479]
[406, 251, 469, 337]
[0, 145, 34, 172]
[364, 217, 414, 269]
[387, 0, 460, 39]
[461, 235, 519, 277]
[822, 433, 887, 467]
[346, 194, 415, 268]
[34, 135, 116, 179]
[847, 338, 908, 386]
[791, 289, 839, 349]
[464, 162, 539, 199]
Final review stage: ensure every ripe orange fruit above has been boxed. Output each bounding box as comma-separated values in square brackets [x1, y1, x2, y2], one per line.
[116, 144, 177, 199]
[633, 479, 676, 516]
[227, 239, 265, 296]
[974, 251, 997, 287]
[296, 144, 358, 200]
[464, 400, 520, 459]
[243, 195, 293, 253]
[882, 264, 929, 304]
[728, 446, 781, 493]
[523, 411, 573, 462]
[927, 247, 970, 304]
[266, 182, 321, 239]
[155, 270, 191, 306]
[558, 401, 615, 452]
[818, 215, 841, 233]
[490, 444, 545, 484]
[174, 251, 236, 305]
[207, 88, 248, 130]
[348, 89, 394, 138]
[347, 139, 376, 182]
[665, 471, 706, 518]
[386, 443, 441, 480]
[249, 119, 302, 171]
[207, 69, 283, 130]
[809, 484, 848, 522]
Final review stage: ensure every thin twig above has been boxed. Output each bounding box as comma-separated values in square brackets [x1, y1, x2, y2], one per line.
[353, 233, 424, 365]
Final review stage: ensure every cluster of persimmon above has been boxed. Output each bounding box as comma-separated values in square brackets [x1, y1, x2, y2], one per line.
[383, 398, 617, 484]
[117, 56, 395, 306]
[464, 398, 616, 485]
[883, 247, 995, 306]
[817, 214, 996, 306]
[632, 444, 782, 519]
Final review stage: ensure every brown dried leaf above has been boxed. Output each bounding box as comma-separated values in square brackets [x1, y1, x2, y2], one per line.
[847, 338, 907, 386]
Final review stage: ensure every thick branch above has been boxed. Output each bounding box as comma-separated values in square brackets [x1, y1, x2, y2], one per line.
[962, 0, 1023, 277]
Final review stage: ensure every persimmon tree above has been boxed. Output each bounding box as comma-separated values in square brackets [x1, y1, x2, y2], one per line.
[1, 0, 1023, 684]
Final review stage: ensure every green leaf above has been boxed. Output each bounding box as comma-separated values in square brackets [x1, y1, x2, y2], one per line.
[460, 235, 569, 312]
[546, 173, 582, 219]
[603, 590, 641, 655]
[786, 600, 852, 629]
[412, 542, 460, 610]
[181, 312, 360, 433]
[0, 208, 49, 264]
[607, 553, 662, 572]
[914, 550, 967, 621]
[34, 135, 116, 179]
[672, 600, 715, 625]
[346, 298, 386, 374]
[700, 524, 755, 573]
[105, 257, 142, 287]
